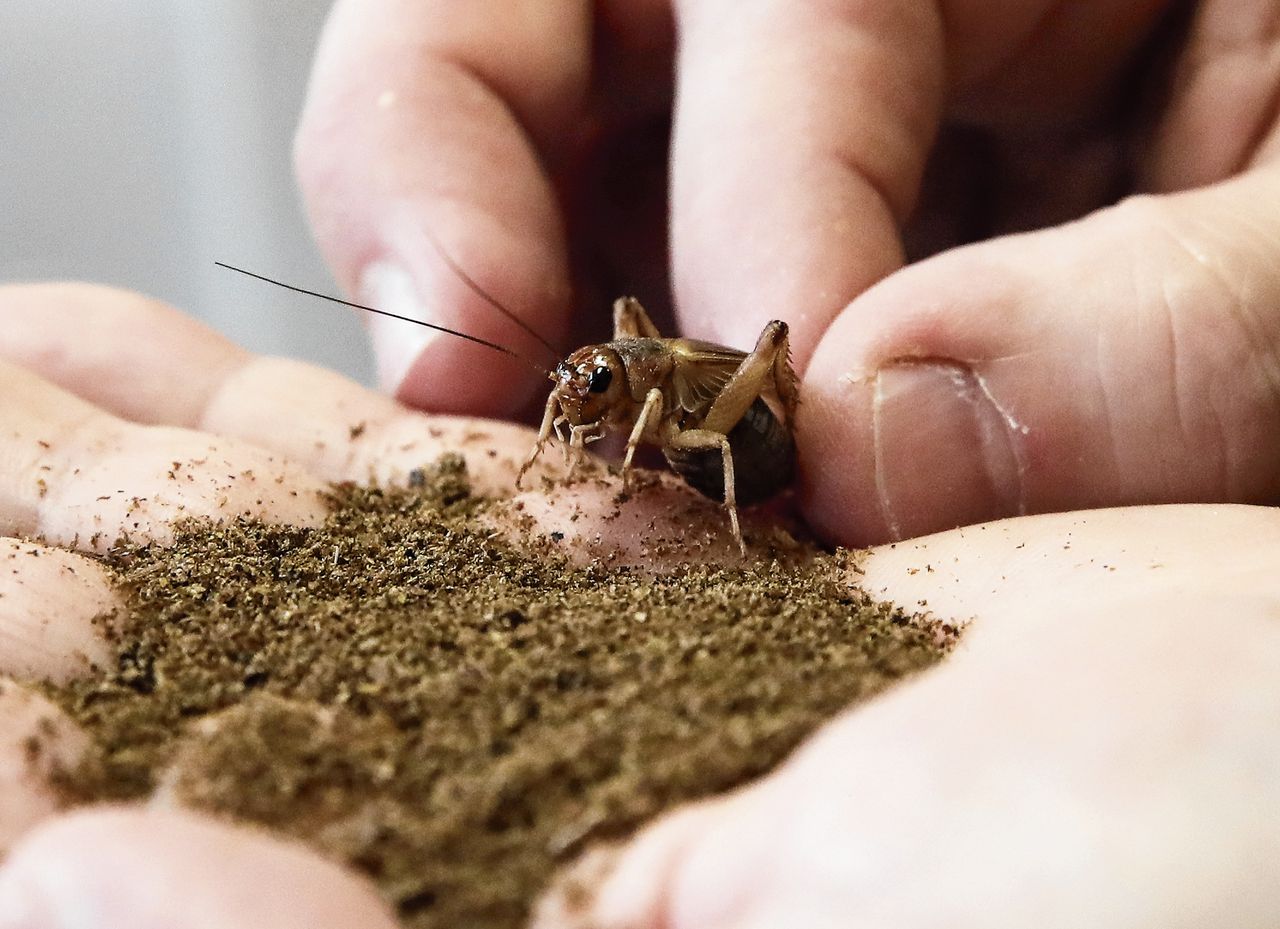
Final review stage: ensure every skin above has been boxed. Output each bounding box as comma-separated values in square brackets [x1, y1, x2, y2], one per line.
[294, 0, 1280, 549]
[3, 2, 1279, 920]
[0, 287, 1278, 928]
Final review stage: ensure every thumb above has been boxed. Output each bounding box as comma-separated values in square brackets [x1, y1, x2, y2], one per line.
[798, 165, 1280, 545]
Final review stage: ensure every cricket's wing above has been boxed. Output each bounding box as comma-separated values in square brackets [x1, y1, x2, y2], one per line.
[668, 339, 748, 416]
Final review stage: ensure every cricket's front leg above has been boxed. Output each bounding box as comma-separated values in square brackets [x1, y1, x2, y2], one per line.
[566, 424, 605, 480]
[622, 388, 664, 492]
[517, 393, 560, 489]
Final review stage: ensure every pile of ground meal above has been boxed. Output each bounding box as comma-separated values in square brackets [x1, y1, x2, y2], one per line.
[43, 456, 956, 929]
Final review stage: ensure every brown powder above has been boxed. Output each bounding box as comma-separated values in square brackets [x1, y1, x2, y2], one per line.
[42, 455, 954, 928]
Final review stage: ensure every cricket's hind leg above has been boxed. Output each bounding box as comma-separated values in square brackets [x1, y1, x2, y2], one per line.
[663, 321, 799, 555]
[663, 426, 744, 555]
[663, 399, 795, 505]
[701, 320, 794, 432]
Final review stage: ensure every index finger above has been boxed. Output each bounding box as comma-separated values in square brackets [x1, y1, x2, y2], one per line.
[295, 0, 591, 414]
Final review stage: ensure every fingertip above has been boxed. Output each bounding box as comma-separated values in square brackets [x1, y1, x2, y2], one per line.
[0, 683, 89, 855]
[799, 357, 1027, 546]
[533, 803, 727, 929]
[0, 807, 400, 929]
[796, 246, 1032, 546]
[0, 283, 246, 428]
[0, 540, 118, 684]
[795, 362, 885, 545]
[354, 205, 567, 416]
[392, 335, 548, 419]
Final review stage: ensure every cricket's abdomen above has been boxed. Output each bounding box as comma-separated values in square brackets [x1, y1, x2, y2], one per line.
[662, 398, 795, 506]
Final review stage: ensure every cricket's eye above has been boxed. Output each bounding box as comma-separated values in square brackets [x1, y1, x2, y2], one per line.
[587, 365, 613, 394]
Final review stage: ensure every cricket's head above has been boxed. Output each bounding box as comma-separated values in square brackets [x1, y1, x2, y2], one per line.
[551, 345, 626, 426]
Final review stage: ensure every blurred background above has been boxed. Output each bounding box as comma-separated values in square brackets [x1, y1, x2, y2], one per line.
[0, 0, 375, 384]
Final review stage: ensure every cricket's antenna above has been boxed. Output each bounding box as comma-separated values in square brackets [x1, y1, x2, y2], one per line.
[214, 262, 551, 377]
[423, 229, 561, 363]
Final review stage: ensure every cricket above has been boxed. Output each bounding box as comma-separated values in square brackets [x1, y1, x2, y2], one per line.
[216, 255, 799, 555]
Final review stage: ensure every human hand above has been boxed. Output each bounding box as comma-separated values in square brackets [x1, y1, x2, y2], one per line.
[535, 505, 1280, 929]
[0, 280, 757, 925]
[295, 0, 1280, 546]
[2, 286, 1278, 926]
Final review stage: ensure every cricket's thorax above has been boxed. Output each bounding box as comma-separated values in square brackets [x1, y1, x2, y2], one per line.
[608, 338, 675, 401]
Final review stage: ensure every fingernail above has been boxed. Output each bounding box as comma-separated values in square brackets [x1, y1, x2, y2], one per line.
[359, 261, 441, 394]
[872, 360, 1026, 538]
